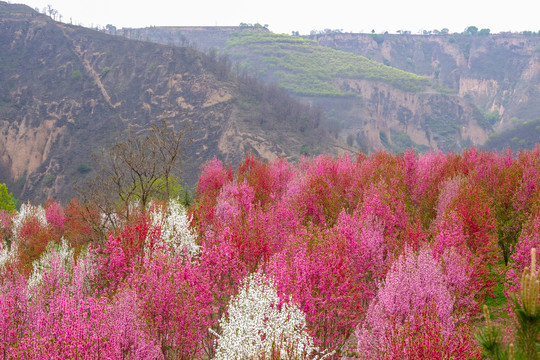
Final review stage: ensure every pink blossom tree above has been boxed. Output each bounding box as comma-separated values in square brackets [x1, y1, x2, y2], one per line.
[355, 247, 458, 358]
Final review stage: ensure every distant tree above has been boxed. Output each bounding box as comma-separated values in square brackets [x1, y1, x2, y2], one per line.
[441, 28, 450, 34]
[105, 24, 117, 34]
[323, 28, 342, 34]
[479, 28, 491, 36]
[0, 184, 16, 212]
[291, 31, 300, 36]
[46, 4, 54, 18]
[465, 26, 478, 35]
[239, 23, 269, 30]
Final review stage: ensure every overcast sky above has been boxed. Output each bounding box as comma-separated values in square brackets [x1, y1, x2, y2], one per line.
[14, 0, 540, 35]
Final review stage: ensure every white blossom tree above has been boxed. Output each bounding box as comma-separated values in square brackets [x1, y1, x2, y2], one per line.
[148, 199, 200, 258]
[211, 272, 322, 359]
[27, 238, 74, 291]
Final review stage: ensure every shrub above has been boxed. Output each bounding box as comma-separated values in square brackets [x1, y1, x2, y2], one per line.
[71, 69, 82, 80]
[77, 163, 92, 174]
[148, 199, 200, 257]
[384, 305, 481, 359]
[45, 200, 65, 235]
[505, 212, 540, 306]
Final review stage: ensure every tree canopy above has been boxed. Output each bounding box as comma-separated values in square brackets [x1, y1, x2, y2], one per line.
[0, 183, 16, 212]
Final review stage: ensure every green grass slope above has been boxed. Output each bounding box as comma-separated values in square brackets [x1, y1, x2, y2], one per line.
[225, 30, 431, 96]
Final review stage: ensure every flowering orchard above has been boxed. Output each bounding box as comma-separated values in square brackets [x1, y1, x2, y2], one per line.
[1, 148, 540, 359]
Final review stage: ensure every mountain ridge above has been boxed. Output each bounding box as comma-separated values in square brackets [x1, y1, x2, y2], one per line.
[0, 2, 344, 204]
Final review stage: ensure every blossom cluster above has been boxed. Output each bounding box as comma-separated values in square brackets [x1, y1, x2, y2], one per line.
[213, 272, 319, 359]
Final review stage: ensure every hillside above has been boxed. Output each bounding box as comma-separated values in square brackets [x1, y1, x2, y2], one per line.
[224, 30, 430, 96]
[482, 119, 540, 151]
[310, 32, 540, 131]
[0, 2, 345, 204]
[122, 27, 493, 153]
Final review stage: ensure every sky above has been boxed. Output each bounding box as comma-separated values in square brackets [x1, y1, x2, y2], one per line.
[12, 0, 540, 35]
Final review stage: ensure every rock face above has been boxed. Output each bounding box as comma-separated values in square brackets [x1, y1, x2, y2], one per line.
[0, 3, 338, 203]
[312, 80, 488, 153]
[310, 32, 540, 127]
[123, 27, 493, 153]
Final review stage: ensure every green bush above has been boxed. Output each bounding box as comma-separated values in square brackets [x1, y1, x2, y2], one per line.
[0, 183, 16, 212]
[77, 163, 92, 174]
[71, 70, 83, 80]
[44, 174, 56, 187]
[101, 66, 110, 77]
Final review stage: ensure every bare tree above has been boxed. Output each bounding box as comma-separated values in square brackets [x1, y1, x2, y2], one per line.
[147, 120, 191, 200]
[46, 4, 54, 18]
[78, 120, 190, 239]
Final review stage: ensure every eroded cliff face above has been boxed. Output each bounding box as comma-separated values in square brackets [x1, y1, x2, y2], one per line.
[311, 33, 540, 126]
[0, 3, 336, 203]
[310, 79, 488, 152]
